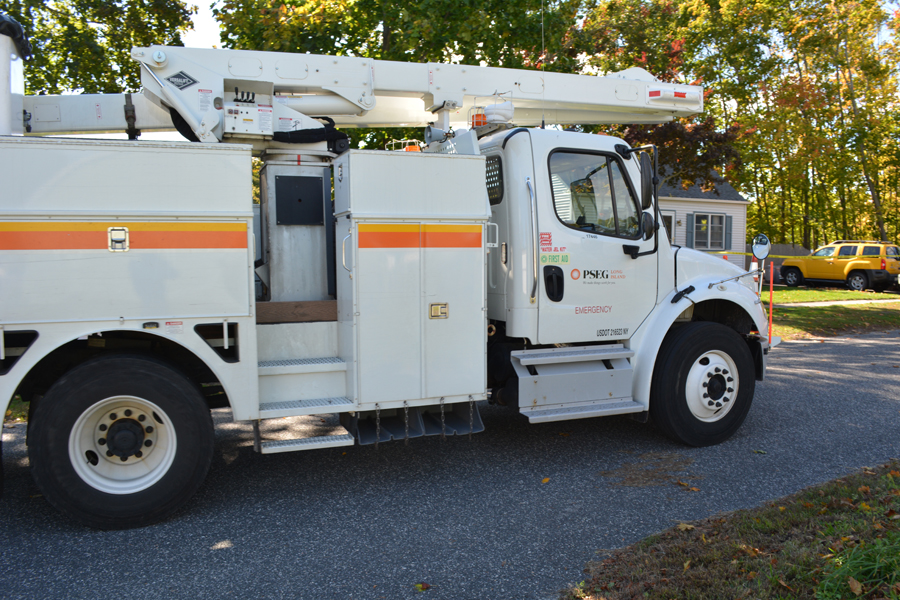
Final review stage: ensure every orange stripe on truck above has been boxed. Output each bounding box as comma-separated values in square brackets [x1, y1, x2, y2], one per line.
[0, 222, 247, 250]
[357, 223, 481, 249]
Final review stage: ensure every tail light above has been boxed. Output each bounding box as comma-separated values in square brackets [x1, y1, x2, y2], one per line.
[881, 258, 887, 270]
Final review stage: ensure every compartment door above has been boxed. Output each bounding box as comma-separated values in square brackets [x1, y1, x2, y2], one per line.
[422, 224, 486, 398]
[355, 222, 422, 404]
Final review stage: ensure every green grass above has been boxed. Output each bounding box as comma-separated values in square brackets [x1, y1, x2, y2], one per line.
[772, 302, 900, 339]
[562, 462, 900, 600]
[769, 287, 897, 304]
[3, 395, 27, 423]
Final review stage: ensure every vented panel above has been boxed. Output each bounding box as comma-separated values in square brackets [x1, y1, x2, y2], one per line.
[485, 156, 504, 205]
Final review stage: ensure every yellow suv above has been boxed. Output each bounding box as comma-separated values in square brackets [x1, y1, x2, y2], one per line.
[781, 241, 900, 292]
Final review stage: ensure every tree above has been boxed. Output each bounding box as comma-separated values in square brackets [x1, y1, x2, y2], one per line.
[4, 0, 194, 94]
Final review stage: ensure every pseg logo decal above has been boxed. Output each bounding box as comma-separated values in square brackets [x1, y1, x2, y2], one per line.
[570, 268, 626, 284]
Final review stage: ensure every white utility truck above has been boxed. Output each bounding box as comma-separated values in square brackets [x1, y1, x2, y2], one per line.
[0, 21, 777, 529]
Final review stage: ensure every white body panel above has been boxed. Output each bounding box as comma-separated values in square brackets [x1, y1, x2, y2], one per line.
[0, 137, 260, 421]
[334, 150, 490, 409]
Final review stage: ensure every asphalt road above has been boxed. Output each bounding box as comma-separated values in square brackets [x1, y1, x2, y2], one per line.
[2, 331, 899, 599]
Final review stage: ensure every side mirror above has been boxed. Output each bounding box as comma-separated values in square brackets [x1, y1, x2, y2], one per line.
[751, 233, 771, 260]
[639, 152, 653, 211]
[641, 212, 655, 241]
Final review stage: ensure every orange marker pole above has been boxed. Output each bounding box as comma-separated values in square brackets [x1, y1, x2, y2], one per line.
[768, 261, 774, 340]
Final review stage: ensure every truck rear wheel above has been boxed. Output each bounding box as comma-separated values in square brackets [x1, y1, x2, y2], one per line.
[29, 355, 214, 530]
[650, 322, 755, 447]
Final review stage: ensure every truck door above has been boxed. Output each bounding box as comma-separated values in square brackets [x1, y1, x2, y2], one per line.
[533, 139, 658, 344]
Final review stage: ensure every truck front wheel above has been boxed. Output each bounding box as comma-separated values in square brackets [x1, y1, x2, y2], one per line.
[650, 322, 755, 447]
[29, 355, 214, 530]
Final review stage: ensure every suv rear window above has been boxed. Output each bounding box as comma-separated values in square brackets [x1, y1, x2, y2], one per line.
[838, 245, 858, 256]
[862, 246, 881, 255]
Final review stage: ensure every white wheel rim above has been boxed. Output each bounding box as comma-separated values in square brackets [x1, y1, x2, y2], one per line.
[69, 396, 177, 495]
[685, 350, 739, 423]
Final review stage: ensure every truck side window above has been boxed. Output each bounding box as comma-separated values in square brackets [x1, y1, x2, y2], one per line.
[838, 245, 857, 257]
[813, 247, 835, 257]
[862, 246, 880, 256]
[548, 151, 640, 239]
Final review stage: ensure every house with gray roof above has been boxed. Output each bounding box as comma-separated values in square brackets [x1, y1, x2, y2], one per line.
[657, 173, 749, 269]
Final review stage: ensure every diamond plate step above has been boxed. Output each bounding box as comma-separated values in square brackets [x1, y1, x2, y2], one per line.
[260, 433, 355, 454]
[258, 357, 346, 376]
[523, 399, 644, 423]
[512, 346, 634, 366]
[259, 396, 354, 419]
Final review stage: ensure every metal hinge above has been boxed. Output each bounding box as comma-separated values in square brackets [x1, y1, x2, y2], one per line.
[108, 227, 129, 252]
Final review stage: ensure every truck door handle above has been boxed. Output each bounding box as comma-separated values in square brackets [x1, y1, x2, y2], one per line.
[342, 234, 351, 272]
[526, 177, 538, 304]
[543, 266, 564, 302]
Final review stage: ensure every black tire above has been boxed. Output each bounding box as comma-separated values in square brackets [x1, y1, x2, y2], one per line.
[650, 322, 755, 447]
[29, 355, 214, 530]
[782, 267, 803, 287]
[846, 271, 868, 292]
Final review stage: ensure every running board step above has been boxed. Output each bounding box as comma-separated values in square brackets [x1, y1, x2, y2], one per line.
[523, 399, 644, 424]
[513, 345, 634, 366]
[258, 357, 346, 376]
[259, 396, 354, 419]
[260, 433, 355, 454]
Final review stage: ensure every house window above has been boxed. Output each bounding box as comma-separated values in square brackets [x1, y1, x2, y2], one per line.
[694, 213, 725, 249]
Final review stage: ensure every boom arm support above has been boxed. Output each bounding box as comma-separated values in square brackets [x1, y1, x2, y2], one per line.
[23, 45, 704, 141]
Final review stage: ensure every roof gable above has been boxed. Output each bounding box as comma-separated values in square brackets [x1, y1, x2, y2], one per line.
[657, 169, 746, 202]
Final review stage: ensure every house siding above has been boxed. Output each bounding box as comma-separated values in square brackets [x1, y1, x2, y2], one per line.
[658, 197, 748, 269]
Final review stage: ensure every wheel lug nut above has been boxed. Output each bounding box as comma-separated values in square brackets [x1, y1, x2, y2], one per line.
[135, 451, 143, 458]
[715, 367, 721, 373]
[99, 424, 107, 431]
[109, 413, 117, 420]
[106, 450, 114, 457]
[703, 393, 709, 398]
[723, 397, 730, 403]
[138, 415, 146, 422]
[707, 401, 714, 406]
[98, 438, 106, 445]
[715, 402, 722, 408]
[722, 370, 729, 375]
[702, 382, 708, 387]
[124, 409, 132, 417]
[144, 440, 153, 447]
[145, 426, 154, 433]
[727, 377, 733, 382]
[120, 456, 128, 462]
[727, 387, 734, 393]
[707, 373, 713, 378]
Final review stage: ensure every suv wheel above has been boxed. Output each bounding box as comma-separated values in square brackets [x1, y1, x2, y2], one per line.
[783, 267, 802, 287]
[847, 271, 868, 292]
